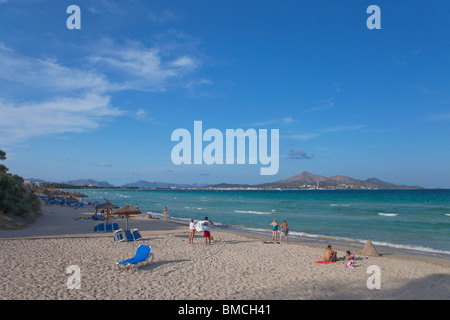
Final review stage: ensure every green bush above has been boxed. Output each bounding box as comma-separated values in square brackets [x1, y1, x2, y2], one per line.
[0, 150, 41, 220]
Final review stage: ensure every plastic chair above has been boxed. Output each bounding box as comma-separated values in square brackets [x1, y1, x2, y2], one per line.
[116, 245, 154, 271]
[113, 229, 142, 242]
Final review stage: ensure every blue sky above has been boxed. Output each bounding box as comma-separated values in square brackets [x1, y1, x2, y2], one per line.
[1, 0, 450, 188]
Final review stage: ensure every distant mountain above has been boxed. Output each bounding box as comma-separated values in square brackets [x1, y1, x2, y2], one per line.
[253, 171, 422, 190]
[63, 179, 115, 188]
[271, 171, 329, 185]
[34, 172, 423, 190]
[123, 180, 178, 188]
[123, 180, 210, 189]
[204, 171, 422, 190]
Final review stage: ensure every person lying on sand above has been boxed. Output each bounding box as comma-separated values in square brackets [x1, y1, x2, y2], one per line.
[324, 245, 337, 262]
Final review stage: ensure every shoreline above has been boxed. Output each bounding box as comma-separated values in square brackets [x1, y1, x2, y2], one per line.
[150, 212, 450, 263]
[3, 204, 450, 264]
[1, 204, 449, 300]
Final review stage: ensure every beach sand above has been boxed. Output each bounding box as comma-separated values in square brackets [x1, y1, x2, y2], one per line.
[0, 204, 449, 300]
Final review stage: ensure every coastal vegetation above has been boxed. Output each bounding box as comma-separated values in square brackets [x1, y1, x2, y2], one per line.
[0, 150, 41, 229]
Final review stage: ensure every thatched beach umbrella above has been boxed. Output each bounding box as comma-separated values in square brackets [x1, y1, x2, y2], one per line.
[70, 192, 88, 202]
[96, 198, 119, 210]
[97, 198, 120, 223]
[113, 204, 142, 230]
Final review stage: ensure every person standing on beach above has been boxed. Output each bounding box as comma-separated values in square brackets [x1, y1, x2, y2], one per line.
[189, 219, 196, 244]
[163, 207, 168, 221]
[270, 219, 279, 241]
[279, 220, 289, 243]
[199, 216, 214, 246]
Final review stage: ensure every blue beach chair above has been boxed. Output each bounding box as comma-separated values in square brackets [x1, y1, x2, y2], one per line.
[131, 228, 142, 241]
[116, 245, 154, 271]
[94, 222, 119, 232]
[113, 228, 142, 242]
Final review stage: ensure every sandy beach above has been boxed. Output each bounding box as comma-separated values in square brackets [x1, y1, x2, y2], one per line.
[0, 204, 449, 300]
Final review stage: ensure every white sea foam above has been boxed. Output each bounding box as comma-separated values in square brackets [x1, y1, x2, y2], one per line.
[234, 210, 272, 215]
[368, 240, 450, 256]
[378, 213, 398, 217]
[445, 214, 450, 217]
[330, 204, 350, 207]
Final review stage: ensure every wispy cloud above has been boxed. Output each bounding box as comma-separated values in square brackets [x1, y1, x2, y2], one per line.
[322, 125, 365, 132]
[0, 35, 206, 144]
[284, 124, 364, 141]
[250, 117, 296, 127]
[0, 93, 122, 144]
[0, 43, 109, 93]
[87, 38, 203, 92]
[288, 149, 314, 160]
[97, 162, 112, 167]
[286, 133, 320, 141]
[425, 112, 450, 122]
[302, 98, 335, 114]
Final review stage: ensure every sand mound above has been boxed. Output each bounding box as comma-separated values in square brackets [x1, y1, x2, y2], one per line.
[358, 240, 381, 257]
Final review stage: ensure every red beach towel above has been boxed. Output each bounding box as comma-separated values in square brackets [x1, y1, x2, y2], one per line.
[314, 261, 336, 264]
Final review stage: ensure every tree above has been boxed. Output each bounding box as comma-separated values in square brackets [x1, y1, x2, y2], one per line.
[0, 149, 8, 174]
[0, 149, 40, 220]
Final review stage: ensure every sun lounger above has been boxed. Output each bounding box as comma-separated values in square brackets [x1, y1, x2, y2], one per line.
[113, 228, 142, 242]
[130, 228, 142, 241]
[116, 245, 154, 271]
[94, 222, 119, 232]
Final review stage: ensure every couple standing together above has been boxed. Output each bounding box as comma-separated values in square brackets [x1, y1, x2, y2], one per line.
[270, 218, 289, 243]
[189, 217, 214, 246]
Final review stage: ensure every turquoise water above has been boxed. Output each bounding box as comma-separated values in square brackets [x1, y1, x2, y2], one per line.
[77, 189, 450, 256]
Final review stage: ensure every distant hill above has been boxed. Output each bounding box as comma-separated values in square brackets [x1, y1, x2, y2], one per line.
[123, 180, 209, 189]
[62, 179, 115, 188]
[31, 172, 423, 190]
[254, 171, 422, 190]
[205, 171, 423, 190]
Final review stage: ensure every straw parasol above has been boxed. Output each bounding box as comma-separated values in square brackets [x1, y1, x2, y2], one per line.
[96, 198, 119, 210]
[96, 198, 120, 223]
[70, 192, 88, 202]
[113, 204, 142, 230]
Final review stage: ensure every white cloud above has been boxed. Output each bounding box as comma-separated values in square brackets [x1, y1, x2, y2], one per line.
[98, 162, 112, 167]
[0, 93, 122, 144]
[0, 45, 109, 93]
[322, 125, 365, 132]
[250, 116, 297, 127]
[286, 133, 320, 141]
[0, 37, 206, 144]
[87, 39, 202, 92]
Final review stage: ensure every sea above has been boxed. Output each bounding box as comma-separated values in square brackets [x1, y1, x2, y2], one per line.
[74, 188, 450, 259]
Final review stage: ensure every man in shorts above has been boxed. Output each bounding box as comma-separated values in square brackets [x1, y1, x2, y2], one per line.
[200, 216, 214, 246]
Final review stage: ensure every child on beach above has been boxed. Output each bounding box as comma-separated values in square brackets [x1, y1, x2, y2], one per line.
[345, 250, 355, 268]
[189, 219, 196, 244]
[270, 219, 279, 241]
[163, 207, 168, 221]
